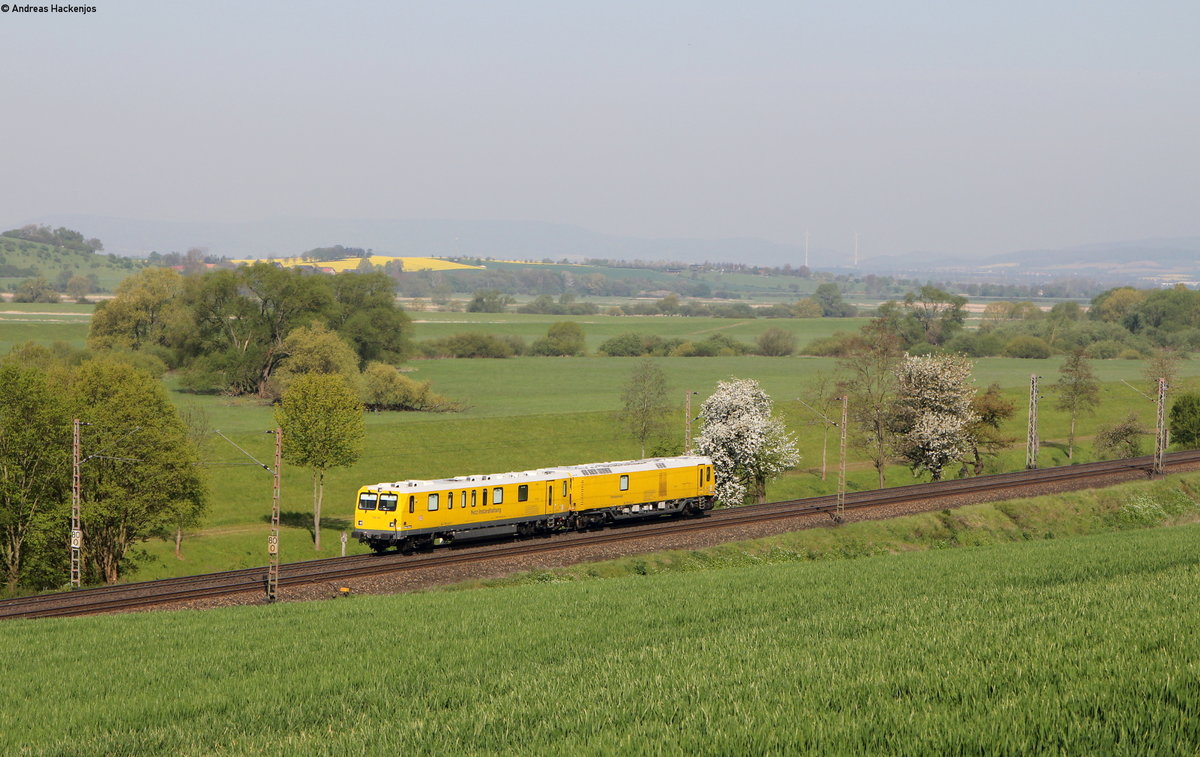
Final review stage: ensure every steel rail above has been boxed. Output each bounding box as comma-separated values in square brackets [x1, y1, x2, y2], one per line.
[4, 450, 1198, 620]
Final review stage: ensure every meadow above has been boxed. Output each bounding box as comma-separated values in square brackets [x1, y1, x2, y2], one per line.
[3, 518, 1198, 754]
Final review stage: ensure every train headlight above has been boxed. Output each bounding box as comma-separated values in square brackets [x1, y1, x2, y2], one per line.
[357, 520, 363, 527]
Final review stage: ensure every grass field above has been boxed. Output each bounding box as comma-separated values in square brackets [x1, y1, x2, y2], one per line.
[3, 518, 1198, 753]
[2, 304, 1197, 583]
[411, 311, 870, 351]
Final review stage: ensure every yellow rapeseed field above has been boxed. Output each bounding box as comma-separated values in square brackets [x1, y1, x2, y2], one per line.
[229, 256, 482, 272]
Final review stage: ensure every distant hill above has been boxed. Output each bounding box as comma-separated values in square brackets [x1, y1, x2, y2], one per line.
[18, 214, 815, 268]
[864, 238, 1200, 285]
[0, 232, 145, 291]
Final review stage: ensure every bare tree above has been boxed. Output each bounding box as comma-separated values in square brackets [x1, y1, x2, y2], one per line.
[837, 321, 903, 488]
[617, 359, 672, 457]
[800, 374, 840, 480]
[176, 404, 212, 559]
[1144, 348, 1182, 393]
[1055, 349, 1100, 460]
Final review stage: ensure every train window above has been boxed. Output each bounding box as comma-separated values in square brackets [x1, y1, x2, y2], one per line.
[707, 468, 712, 482]
[471, 490, 477, 507]
[379, 493, 398, 512]
[619, 475, 629, 491]
[461, 491, 467, 508]
[493, 487, 504, 504]
[428, 493, 439, 511]
[358, 493, 377, 511]
[518, 484, 528, 502]
[562, 481, 568, 497]
[409, 496, 415, 514]
[483, 488, 489, 506]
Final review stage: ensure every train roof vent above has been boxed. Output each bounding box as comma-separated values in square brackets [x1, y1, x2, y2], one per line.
[655, 462, 666, 468]
[580, 467, 613, 475]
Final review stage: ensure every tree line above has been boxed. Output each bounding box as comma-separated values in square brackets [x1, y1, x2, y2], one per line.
[88, 265, 430, 404]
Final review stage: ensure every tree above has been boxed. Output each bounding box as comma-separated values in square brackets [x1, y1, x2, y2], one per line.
[175, 403, 213, 560]
[268, 322, 361, 399]
[1055, 349, 1100, 460]
[0, 364, 70, 592]
[1094, 413, 1147, 459]
[88, 267, 185, 350]
[695, 379, 799, 505]
[66, 275, 94, 302]
[467, 289, 514, 313]
[813, 283, 855, 317]
[1143, 349, 1182, 394]
[617, 359, 672, 457]
[756, 328, 797, 357]
[70, 359, 207, 584]
[965, 384, 1016, 475]
[1089, 287, 1145, 324]
[892, 353, 977, 481]
[837, 321, 904, 488]
[800, 374, 841, 481]
[328, 272, 413, 364]
[275, 373, 365, 551]
[13, 277, 61, 304]
[1169, 392, 1200, 448]
[791, 298, 822, 318]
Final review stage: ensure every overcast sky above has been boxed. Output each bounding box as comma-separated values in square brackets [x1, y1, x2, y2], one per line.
[2, 0, 1197, 259]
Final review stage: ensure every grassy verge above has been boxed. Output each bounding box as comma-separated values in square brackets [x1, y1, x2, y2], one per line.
[3, 518, 1198, 753]
[455, 473, 1200, 589]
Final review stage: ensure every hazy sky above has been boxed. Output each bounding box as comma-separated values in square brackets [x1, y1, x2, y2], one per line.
[2, 0, 1197, 259]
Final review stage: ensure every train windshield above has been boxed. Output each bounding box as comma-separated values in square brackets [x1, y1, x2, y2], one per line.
[379, 493, 398, 512]
[358, 493, 378, 511]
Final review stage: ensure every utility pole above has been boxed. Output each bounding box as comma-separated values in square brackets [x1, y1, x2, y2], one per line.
[70, 418, 82, 589]
[836, 395, 848, 522]
[684, 391, 698, 454]
[268, 427, 282, 602]
[1026, 374, 1040, 470]
[1154, 377, 1168, 476]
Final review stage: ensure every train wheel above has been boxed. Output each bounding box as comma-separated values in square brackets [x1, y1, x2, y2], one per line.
[370, 541, 390, 554]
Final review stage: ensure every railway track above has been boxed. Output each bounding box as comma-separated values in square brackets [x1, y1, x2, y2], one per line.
[3, 450, 1197, 621]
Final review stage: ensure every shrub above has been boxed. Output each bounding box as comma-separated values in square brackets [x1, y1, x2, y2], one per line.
[756, 328, 797, 356]
[801, 332, 858, 357]
[598, 332, 646, 357]
[422, 332, 516, 359]
[1086, 339, 1125, 360]
[360, 363, 460, 411]
[1003, 335, 1052, 359]
[530, 322, 585, 356]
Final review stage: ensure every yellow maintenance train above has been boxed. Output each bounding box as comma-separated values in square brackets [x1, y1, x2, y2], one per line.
[352, 455, 716, 553]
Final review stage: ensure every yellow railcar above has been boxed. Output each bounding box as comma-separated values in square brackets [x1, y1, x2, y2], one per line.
[352, 456, 715, 553]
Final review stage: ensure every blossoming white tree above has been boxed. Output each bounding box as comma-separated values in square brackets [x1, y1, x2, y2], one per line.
[893, 354, 977, 481]
[695, 378, 799, 505]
